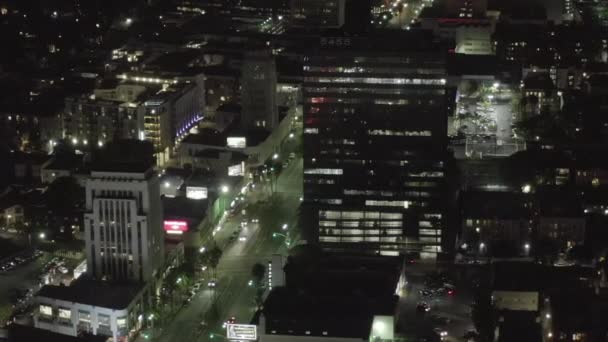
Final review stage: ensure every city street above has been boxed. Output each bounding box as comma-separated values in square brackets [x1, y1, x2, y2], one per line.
[152, 157, 303, 342]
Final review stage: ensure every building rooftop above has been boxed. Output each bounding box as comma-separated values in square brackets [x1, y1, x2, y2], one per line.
[37, 276, 144, 310]
[262, 286, 397, 339]
[523, 72, 555, 90]
[8, 323, 108, 342]
[492, 261, 543, 291]
[182, 127, 270, 148]
[461, 190, 531, 219]
[162, 196, 208, 230]
[537, 187, 583, 217]
[43, 155, 84, 171]
[91, 140, 155, 173]
[284, 251, 402, 298]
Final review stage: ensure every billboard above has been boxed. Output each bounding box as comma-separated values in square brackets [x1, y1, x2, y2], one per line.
[186, 186, 208, 200]
[226, 324, 257, 341]
[164, 220, 188, 235]
[228, 163, 244, 176]
[227, 137, 247, 148]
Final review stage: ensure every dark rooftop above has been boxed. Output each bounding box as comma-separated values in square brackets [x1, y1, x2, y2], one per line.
[9, 323, 108, 342]
[537, 187, 583, 217]
[285, 249, 401, 299]
[162, 196, 208, 229]
[524, 72, 554, 90]
[461, 190, 531, 219]
[44, 154, 84, 171]
[447, 54, 499, 76]
[492, 261, 543, 291]
[37, 276, 144, 310]
[182, 127, 270, 148]
[91, 140, 155, 173]
[262, 286, 397, 339]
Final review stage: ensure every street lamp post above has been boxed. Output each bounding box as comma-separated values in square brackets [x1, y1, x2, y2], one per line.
[272, 232, 291, 248]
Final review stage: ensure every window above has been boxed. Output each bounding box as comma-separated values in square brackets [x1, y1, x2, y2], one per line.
[78, 310, 91, 323]
[58, 308, 71, 320]
[40, 305, 52, 316]
[365, 200, 409, 208]
[304, 168, 343, 175]
[98, 314, 111, 327]
[117, 317, 127, 329]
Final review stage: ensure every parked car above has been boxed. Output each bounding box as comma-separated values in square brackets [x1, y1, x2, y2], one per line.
[416, 302, 431, 313]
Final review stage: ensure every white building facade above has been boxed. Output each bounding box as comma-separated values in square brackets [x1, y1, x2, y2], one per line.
[84, 168, 164, 282]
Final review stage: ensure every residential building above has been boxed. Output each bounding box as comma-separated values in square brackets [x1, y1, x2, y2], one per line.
[302, 32, 452, 259]
[142, 76, 205, 165]
[537, 188, 585, 250]
[290, 0, 346, 29]
[459, 190, 532, 252]
[84, 141, 164, 282]
[63, 84, 144, 148]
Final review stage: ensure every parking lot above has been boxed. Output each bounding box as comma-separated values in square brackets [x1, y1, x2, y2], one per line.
[396, 263, 477, 341]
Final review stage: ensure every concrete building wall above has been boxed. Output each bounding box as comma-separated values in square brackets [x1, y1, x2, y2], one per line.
[84, 170, 163, 282]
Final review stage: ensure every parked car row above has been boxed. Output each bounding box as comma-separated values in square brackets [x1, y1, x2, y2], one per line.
[0, 250, 44, 273]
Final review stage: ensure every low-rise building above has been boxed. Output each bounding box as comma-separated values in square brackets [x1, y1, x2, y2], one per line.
[460, 190, 533, 252]
[537, 188, 586, 250]
[34, 277, 147, 342]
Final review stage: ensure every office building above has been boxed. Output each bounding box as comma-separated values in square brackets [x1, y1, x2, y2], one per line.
[241, 51, 279, 131]
[302, 32, 452, 259]
[290, 0, 346, 28]
[84, 141, 164, 282]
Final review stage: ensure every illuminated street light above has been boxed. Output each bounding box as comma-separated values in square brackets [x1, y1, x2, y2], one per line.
[282, 223, 288, 231]
[39, 232, 46, 239]
[199, 246, 206, 253]
[272, 153, 279, 160]
[524, 243, 531, 251]
[522, 184, 531, 193]
[176, 277, 182, 284]
[164, 181, 170, 188]
[125, 18, 133, 25]
[72, 138, 78, 145]
[289, 132, 295, 139]
[221, 185, 229, 194]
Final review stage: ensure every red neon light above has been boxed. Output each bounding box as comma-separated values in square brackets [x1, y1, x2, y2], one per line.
[164, 220, 188, 232]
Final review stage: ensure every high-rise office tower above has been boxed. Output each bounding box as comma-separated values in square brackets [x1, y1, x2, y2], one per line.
[84, 141, 164, 282]
[241, 50, 279, 131]
[291, 0, 346, 28]
[302, 32, 452, 259]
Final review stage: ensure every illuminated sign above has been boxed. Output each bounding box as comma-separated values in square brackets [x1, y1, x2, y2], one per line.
[228, 163, 244, 176]
[227, 137, 247, 148]
[226, 324, 257, 340]
[164, 220, 188, 234]
[186, 186, 208, 200]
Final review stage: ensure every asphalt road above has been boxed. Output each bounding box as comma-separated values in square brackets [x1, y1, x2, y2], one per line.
[153, 158, 303, 342]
